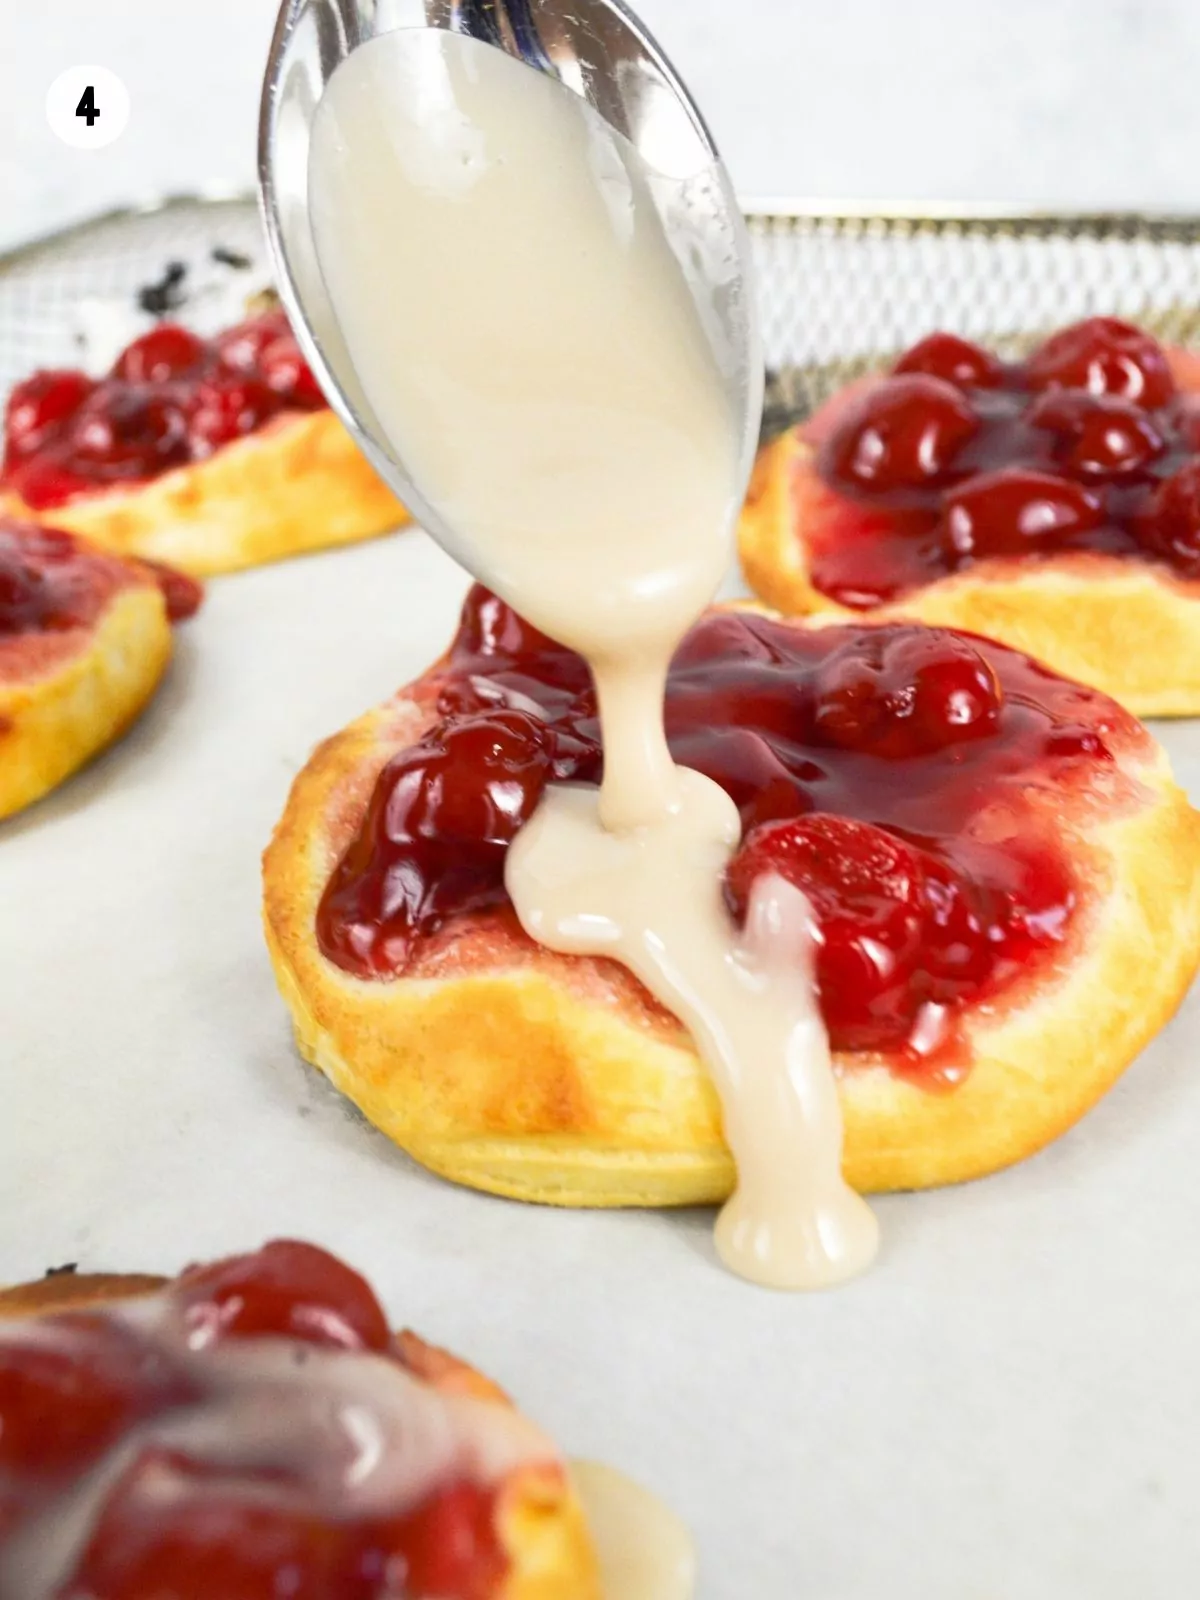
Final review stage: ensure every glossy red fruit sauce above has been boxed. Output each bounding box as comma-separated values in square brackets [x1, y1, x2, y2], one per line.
[809, 317, 1200, 605]
[0, 1242, 506, 1600]
[0, 517, 200, 639]
[318, 587, 1139, 1080]
[1, 311, 326, 511]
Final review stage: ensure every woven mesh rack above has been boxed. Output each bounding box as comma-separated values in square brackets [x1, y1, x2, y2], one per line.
[3, 195, 1200, 440]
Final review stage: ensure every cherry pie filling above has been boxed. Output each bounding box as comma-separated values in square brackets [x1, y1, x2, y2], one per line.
[318, 586, 1145, 1085]
[1, 312, 325, 512]
[0, 1242, 510, 1600]
[0, 517, 200, 639]
[807, 317, 1200, 607]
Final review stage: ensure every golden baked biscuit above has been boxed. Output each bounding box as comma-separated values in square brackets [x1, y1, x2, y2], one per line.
[263, 588, 1200, 1204]
[0, 1242, 599, 1600]
[1, 313, 406, 577]
[0, 517, 193, 820]
[739, 322, 1200, 716]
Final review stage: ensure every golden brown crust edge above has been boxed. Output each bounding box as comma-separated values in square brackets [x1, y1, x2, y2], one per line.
[262, 660, 1200, 1206]
[2, 410, 407, 578]
[738, 430, 1200, 718]
[0, 1271, 599, 1600]
[0, 584, 172, 822]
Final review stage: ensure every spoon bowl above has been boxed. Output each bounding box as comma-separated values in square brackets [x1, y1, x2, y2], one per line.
[258, 0, 763, 570]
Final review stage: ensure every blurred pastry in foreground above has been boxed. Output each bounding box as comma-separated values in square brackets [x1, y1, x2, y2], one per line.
[1, 309, 406, 576]
[263, 585, 1200, 1205]
[0, 515, 199, 820]
[0, 1239, 608, 1599]
[740, 318, 1200, 715]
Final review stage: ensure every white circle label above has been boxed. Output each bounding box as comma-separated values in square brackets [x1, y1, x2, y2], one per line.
[45, 65, 131, 150]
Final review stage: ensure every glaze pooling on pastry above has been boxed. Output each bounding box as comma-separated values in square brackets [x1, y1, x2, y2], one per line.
[318, 586, 1143, 1082]
[0, 1242, 561, 1600]
[0, 1244, 694, 1600]
[807, 319, 1200, 608]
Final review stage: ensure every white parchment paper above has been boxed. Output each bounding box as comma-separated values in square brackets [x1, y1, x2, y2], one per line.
[2, 528, 1198, 1599]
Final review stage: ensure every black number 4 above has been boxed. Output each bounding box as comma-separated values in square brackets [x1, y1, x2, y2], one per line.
[75, 86, 99, 127]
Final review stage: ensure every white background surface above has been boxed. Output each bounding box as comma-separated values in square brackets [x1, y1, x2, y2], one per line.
[4, 5, 1200, 1598]
[5, 0, 1200, 252]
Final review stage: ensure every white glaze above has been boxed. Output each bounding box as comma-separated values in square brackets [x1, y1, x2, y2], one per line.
[572, 1460, 696, 1600]
[308, 27, 877, 1297]
[0, 1294, 553, 1599]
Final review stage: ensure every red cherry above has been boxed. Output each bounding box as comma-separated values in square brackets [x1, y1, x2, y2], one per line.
[70, 386, 192, 476]
[450, 583, 565, 665]
[318, 708, 556, 974]
[1025, 316, 1175, 408]
[0, 1312, 190, 1479]
[942, 467, 1104, 559]
[1027, 390, 1165, 479]
[60, 1451, 504, 1600]
[893, 331, 1005, 390]
[113, 324, 207, 384]
[215, 310, 292, 373]
[187, 376, 281, 453]
[891, 632, 1003, 750]
[258, 334, 326, 409]
[814, 629, 1002, 757]
[318, 594, 1093, 1066]
[823, 374, 980, 492]
[810, 635, 891, 751]
[725, 814, 971, 1053]
[825, 376, 985, 492]
[5, 453, 92, 510]
[382, 1481, 506, 1600]
[3, 370, 94, 464]
[175, 1240, 392, 1354]
[0, 533, 57, 634]
[58, 1452, 376, 1600]
[399, 710, 554, 846]
[1136, 460, 1200, 577]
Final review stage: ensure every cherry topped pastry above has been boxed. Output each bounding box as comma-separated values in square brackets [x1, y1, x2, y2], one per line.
[1, 310, 406, 576]
[740, 317, 1200, 715]
[0, 1240, 600, 1599]
[263, 584, 1200, 1204]
[0, 515, 199, 820]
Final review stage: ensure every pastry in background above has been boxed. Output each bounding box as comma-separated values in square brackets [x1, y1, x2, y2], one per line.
[263, 585, 1200, 1205]
[0, 516, 199, 820]
[1, 307, 406, 577]
[740, 318, 1200, 715]
[0, 1239, 602, 1598]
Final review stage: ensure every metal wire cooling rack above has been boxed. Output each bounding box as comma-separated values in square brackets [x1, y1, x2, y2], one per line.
[749, 201, 1200, 433]
[3, 194, 1200, 438]
[0, 195, 267, 397]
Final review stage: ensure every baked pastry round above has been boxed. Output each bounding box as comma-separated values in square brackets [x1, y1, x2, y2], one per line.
[739, 320, 1200, 715]
[0, 1239, 597, 1599]
[0, 516, 196, 820]
[1, 313, 406, 576]
[263, 585, 1200, 1204]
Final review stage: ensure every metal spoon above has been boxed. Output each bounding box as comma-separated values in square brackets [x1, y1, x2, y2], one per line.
[257, 0, 763, 569]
